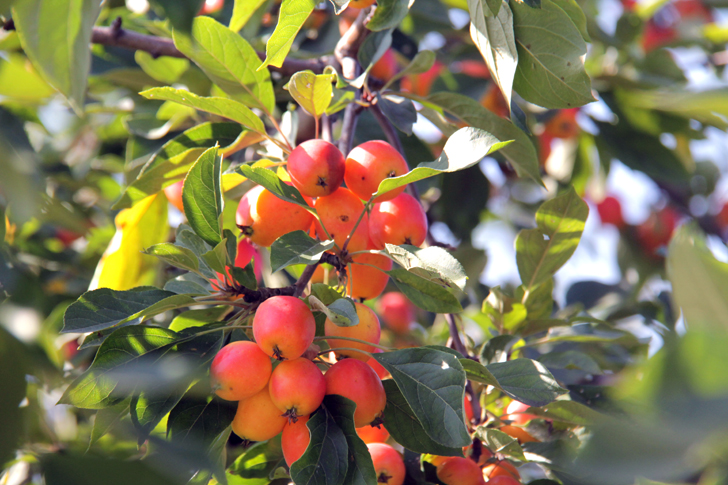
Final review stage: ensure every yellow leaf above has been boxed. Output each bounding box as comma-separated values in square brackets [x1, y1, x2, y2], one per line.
[89, 194, 169, 291]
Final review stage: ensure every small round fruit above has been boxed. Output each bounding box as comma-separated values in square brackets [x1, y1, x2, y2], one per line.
[348, 0, 375, 8]
[400, 61, 444, 98]
[505, 400, 537, 426]
[488, 476, 522, 485]
[464, 394, 474, 423]
[164, 180, 185, 212]
[314, 187, 369, 252]
[288, 140, 346, 197]
[210, 341, 272, 401]
[253, 296, 316, 360]
[499, 425, 538, 443]
[483, 461, 520, 481]
[232, 385, 288, 442]
[347, 250, 392, 301]
[596, 196, 625, 229]
[367, 349, 390, 379]
[635, 207, 680, 257]
[376, 292, 414, 334]
[369, 193, 428, 248]
[542, 108, 580, 139]
[356, 424, 389, 444]
[370, 49, 398, 80]
[436, 457, 485, 485]
[324, 302, 381, 362]
[269, 358, 326, 421]
[325, 358, 386, 427]
[213, 238, 262, 289]
[282, 415, 311, 466]
[199, 0, 224, 14]
[344, 140, 409, 202]
[368, 443, 405, 485]
[236, 185, 314, 247]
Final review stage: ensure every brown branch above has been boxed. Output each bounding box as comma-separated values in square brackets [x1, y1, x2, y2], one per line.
[339, 102, 364, 155]
[446, 313, 468, 356]
[334, 6, 372, 80]
[369, 102, 405, 156]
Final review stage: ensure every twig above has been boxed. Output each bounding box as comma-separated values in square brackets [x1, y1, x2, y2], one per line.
[369, 102, 405, 157]
[321, 114, 334, 143]
[334, 7, 373, 80]
[339, 102, 364, 155]
[294, 263, 319, 297]
[446, 313, 468, 356]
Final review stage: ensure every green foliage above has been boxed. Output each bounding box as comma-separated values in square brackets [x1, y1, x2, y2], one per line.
[270, 231, 335, 273]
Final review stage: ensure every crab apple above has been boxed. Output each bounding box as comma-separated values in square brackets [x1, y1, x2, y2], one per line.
[367, 349, 390, 379]
[232, 385, 288, 442]
[538, 134, 553, 166]
[269, 358, 326, 421]
[347, 250, 392, 300]
[717, 202, 728, 229]
[325, 302, 381, 362]
[163, 180, 185, 212]
[356, 424, 389, 444]
[210, 341, 272, 401]
[253, 296, 316, 360]
[213, 238, 263, 289]
[338, 7, 359, 36]
[282, 415, 310, 466]
[455, 60, 491, 79]
[464, 394, 475, 423]
[325, 358, 386, 427]
[236, 185, 314, 247]
[642, 21, 677, 52]
[499, 425, 538, 443]
[505, 400, 538, 426]
[596, 196, 625, 229]
[311, 263, 335, 285]
[483, 461, 520, 481]
[488, 477, 522, 485]
[287, 140, 345, 197]
[344, 140, 409, 202]
[348, 0, 375, 8]
[370, 49, 398, 80]
[313, 187, 370, 252]
[376, 292, 414, 334]
[635, 206, 681, 257]
[436, 457, 485, 485]
[479, 84, 509, 118]
[401, 61, 444, 97]
[369, 193, 428, 248]
[368, 443, 406, 485]
[199, 0, 224, 14]
[542, 108, 580, 139]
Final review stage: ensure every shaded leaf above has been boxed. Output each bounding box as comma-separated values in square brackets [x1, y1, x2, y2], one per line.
[475, 427, 526, 460]
[367, 0, 410, 31]
[270, 231, 335, 273]
[377, 93, 418, 135]
[326, 395, 377, 485]
[260, 0, 317, 69]
[387, 268, 463, 314]
[168, 380, 237, 447]
[487, 358, 568, 406]
[145, 243, 200, 274]
[539, 350, 602, 374]
[237, 165, 313, 211]
[42, 454, 179, 485]
[383, 244, 467, 291]
[183, 147, 224, 247]
[309, 295, 359, 327]
[382, 50, 436, 91]
[460, 358, 500, 388]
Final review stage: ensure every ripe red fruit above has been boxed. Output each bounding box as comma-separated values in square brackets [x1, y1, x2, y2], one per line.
[213, 238, 263, 289]
[479, 84, 510, 118]
[348, 0, 375, 8]
[504, 400, 538, 426]
[499, 425, 538, 443]
[368, 443, 406, 485]
[232, 385, 288, 442]
[163, 180, 185, 212]
[483, 461, 520, 481]
[313, 187, 369, 252]
[347, 249, 392, 301]
[635, 206, 681, 257]
[376, 292, 414, 334]
[199, 0, 224, 15]
[269, 358, 326, 421]
[325, 302, 381, 362]
[344, 140, 409, 202]
[253, 296, 316, 360]
[596, 196, 625, 229]
[210, 341, 272, 401]
[325, 358, 386, 427]
[369, 193, 428, 248]
[356, 424, 389, 444]
[288, 140, 346, 198]
[488, 476, 521, 485]
[717, 202, 728, 229]
[282, 415, 311, 466]
[464, 394, 474, 424]
[542, 108, 580, 139]
[436, 457, 485, 485]
[401, 61, 444, 98]
[367, 349, 390, 379]
[236, 185, 314, 247]
[370, 49, 398, 80]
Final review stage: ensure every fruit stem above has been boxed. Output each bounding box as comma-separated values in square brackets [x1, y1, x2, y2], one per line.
[313, 335, 393, 351]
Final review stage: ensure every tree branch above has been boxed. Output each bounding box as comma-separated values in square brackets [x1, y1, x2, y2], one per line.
[369, 102, 404, 156]
[334, 7, 373, 80]
[339, 102, 364, 155]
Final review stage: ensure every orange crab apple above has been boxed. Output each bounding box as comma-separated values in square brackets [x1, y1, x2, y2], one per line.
[347, 249, 392, 301]
[325, 358, 387, 427]
[499, 425, 539, 443]
[367, 349, 390, 379]
[368, 443, 406, 485]
[376, 292, 414, 334]
[369, 193, 428, 248]
[163, 180, 185, 212]
[282, 415, 311, 466]
[370, 49, 398, 80]
[287, 139, 346, 197]
[596, 196, 625, 229]
[269, 358, 326, 421]
[253, 295, 316, 360]
[483, 461, 520, 481]
[344, 140, 409, 202]
[199, 0, 224, 15]
[324, 302, 381, 362]
[356, 424, 390, 444]
[313, 187, 370, 252]
[436, 457, 485, 485]
[210, 341, 272, 401]
[232, 385, 288, 443]
[236, 185, 314, 247]
[504, 400, 538, 426]
[488, 476, 522, 485]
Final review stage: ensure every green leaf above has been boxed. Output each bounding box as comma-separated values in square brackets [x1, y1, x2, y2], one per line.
[290, 398, 349, 485]
[12, 0, 101, 112]
[230, 436, 284, 479]
[134, 51, 190, 84]
[89, 400, 130, 449]
[468, 0, 517, 110]
[230, 0, 268, 32]
[423, 93, 542, 185]
[526, 400, 602, 425]
[113, 123, 246, 210]
[165, 273, 214, 295]
[373, 127, 510, 198]
[169, 307, 229, 332]
[355, 30, 393, 88]
[381, 380, 464, 456]
[382, 244, 467, 291]
[475, 428, 526, 461]
[325, 395, 378, 485]
[237, 165, 314, 211]
[286, 71, 335, 119]
[42, 454, 180, 485]
[309, 295, 360, 327]
[201, 239, 229, 275]
[374, 348, 470, 448]
[183, 146, 224, 247]
[168, 380, 237, 447]
[0, 52, 55, 101]
[515, 187, 588, 291]
[131, 384, 192, 445]
[175, 228, 217, 279]
[144, 243, 200, 274]
[367, 0, 410, 31]
[487, 358, 568, 406]
[231, 264, 258, 291]
[326, 88, 356, 115]
[60, 326, 179, 409]
[311, 283, 345, 305]
[62, 287, 176, 334]
[482, 287, 527, 332]
[460, 358, 500, 388]
[149, 0, 202, 32]
[511, 0, 595, 109]
[377, 94, 418, 135]
[270, 230, 335, 273]
[667, 224, 728, 332]
[174, 16, 275, 113]
[260, 0, 317, 69]
[327, 0, 349, 14]
[0, 328, 28, 465]
[382, 50, 436, 91]
[386, 268, 463, 314]
[552, 0, 590, 41]
[141, 87, 266, 135]
[539, 350, 602, 374]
